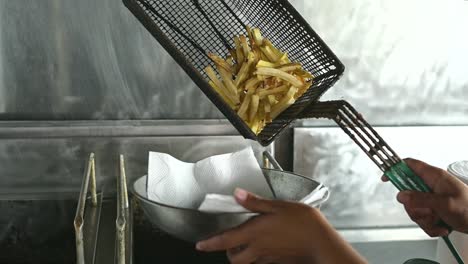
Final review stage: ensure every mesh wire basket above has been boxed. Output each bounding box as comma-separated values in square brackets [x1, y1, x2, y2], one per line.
[123, 2, 466, 262]
[123, 0, 345, 146]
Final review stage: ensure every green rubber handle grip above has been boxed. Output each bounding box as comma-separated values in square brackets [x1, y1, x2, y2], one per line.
[384, 161, 452, 232]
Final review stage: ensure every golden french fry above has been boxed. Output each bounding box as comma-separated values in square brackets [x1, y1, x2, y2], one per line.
[268, 94, 278, 105]
[295, 69, 314, 79]
[271, 97, 294, 119]
[250, 115, 260, 135]
[256, 60, 277, 68]
[226, 55, 234, 66]
[246, 26, 263, 62]
[257, 84, 289, 98]
[237, 91, 252, 120]
[208, 53, 232, 72]
[206, 66, 240, 105]
[249, 94, 260, 122]
[276, 63, 302, 72]
[239, 35, 251, 58]
[263, 39, 283, 59]
[234, 36, 244, 65]
[217, 67, 238, 97]
[259, 45, 280, 62]
[278, 52, 290, 64]
[252, 28, 263, 45]
[205, 66, 222, 88]
[244, 77, 261, 92]
[235, 52, 255, 87]
[271, 87, 297, 119]
[209, 81, 236, 109]
[246, 25, 255, 47]
[206, 67, 240, 105]
[255, 67, 304, 88]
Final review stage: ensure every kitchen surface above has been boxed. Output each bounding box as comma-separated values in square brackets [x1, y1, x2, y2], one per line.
[1, 0, 468, 263]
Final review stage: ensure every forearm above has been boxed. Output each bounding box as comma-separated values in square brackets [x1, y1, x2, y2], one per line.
[309, 210, 367, 264]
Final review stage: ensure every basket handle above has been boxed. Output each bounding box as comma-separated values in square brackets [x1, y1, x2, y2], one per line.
[191, 0, 232, 50]
[299, 101, 464, 264]
[298, 100, 399, 172]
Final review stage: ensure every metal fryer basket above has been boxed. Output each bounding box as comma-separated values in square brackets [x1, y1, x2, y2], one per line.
[122, 2, 464, 262]
[123, 0, 344, 146]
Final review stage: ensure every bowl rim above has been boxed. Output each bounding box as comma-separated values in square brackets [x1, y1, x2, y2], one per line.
[131, 168, 318, 216]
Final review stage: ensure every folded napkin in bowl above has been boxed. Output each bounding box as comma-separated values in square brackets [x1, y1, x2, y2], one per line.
[147, 147, 274, 209]
[198, 185, 330, 213]
[147, 146, 329, 213]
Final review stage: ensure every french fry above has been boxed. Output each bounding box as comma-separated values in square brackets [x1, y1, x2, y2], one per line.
[235, 52, 255, 87]
[246, 25, 256, 48]
[263, 99, 272, 123]
[237, 91, 252, 120]
[255, 67, 304, 88]
[234, 36, 244, 65]
[256, 60, 277, 68]
[249, 94, 260, 122]
[268, 94, 278, 105]
[218, 67, 238, 97]
[208, 53, 232, 72]
[205, 66, 223, 88]
[276, 63, 302, 72]
[271, 87, 297, 119]
[239, 35, 251, 58]
[208, 81, 234, 108]
[205, 66, 240, 105]
[263, 39, 283, 59]
[257, 84, 289, 98]
[278, 52, 290, 64]
[252, 28, 263, 45]
[244, 77, 261, 91]
[250, 115, 261, 135]
[246, 26, 263, 61]
[226, 55, 234, 67]
[271, 97, 295, 119]
[260, 45, 280, 62]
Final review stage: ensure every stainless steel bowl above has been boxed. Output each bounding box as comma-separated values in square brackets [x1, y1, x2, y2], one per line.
[131, 168, 322, 243]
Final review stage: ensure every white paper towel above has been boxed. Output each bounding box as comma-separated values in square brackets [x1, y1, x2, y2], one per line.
[198, 185, 330, 213]
[147, 147, 274, 209]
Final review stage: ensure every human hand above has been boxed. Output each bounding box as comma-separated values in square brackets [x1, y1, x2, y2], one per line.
[382, 158, 468, 236]
[196, 188, 366, 264]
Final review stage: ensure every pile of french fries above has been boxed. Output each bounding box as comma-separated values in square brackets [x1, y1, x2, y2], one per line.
[205, 27, 314, 135]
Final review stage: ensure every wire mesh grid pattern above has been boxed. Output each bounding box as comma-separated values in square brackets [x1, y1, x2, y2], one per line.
[124, 0, 344, 146]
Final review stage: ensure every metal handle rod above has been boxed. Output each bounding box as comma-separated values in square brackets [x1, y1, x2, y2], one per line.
[74, 153, 97, 264]
[263, 151, 283, 171]
[138, 0, 208, 57]
[90, 157, 97, 206]
[262, 151, 281, 198]
[116, 154, 129, 264]
[192, 0, 232, 50]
